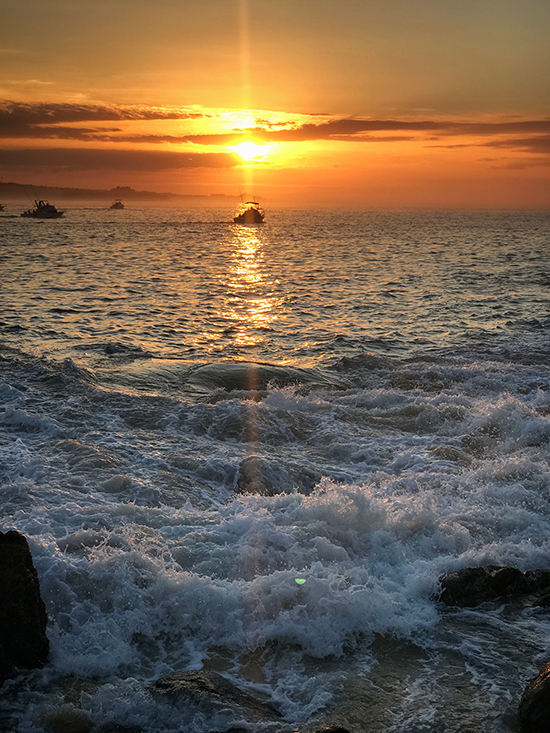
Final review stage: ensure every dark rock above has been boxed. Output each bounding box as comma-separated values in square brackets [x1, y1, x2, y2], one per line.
[43, 708, 93, 733]
[438, 565, 550, 607]
[0, 530, 49, 683]
[517, 661, 550, 733]
[235, 456, 276, 496]
[150, 669, 281, 723]
[525, 569, 550, 604]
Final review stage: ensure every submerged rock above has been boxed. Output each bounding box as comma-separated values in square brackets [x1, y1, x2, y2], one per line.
[150, 669, 281, 724]
[0, 530, 49, 683]
[299, 674, 392, 733]
[236, 455, 276, 496]
[235, 455, 323, 497]
[438, 565, 550, 607]
[518, 661, 550, 733]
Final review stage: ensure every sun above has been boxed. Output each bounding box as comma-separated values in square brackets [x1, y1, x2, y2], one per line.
[231, 141, 267, 162]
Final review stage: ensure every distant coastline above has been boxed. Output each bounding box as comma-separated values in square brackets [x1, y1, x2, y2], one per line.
[0, 180, 239, 205]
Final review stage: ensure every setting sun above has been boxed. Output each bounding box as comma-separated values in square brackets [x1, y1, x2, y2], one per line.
[231, 141, 268, 162]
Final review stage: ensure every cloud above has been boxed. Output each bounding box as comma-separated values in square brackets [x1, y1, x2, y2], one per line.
[0, 100, 208, 136]
[484, 135, 550, 154]
[0, 125, 125, 140]
[0, 147, 239, 172]
[479, 155, 550, 169]
[179, 117, 550, 146]
[0, 101, 549, 164]
[431, 134, 550, 158]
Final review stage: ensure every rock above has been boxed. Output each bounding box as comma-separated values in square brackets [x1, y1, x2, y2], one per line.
[235, 456, 276, 496]
[517, 661, 550, 733]
[302, 725, 353, 733]
[0, 530, 49, 683]
[150, 669, 281, 723]
[43, 708, 93, 733]
[298, 673, 393, 733]
[44, 708, 143, 733]
[438, 565, 550, 607]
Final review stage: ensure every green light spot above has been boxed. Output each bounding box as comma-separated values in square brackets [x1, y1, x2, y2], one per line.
[295, 578, 306, 585]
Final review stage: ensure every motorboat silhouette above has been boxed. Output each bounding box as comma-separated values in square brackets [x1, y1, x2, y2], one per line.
[21, 200, 64, 218]
[233, 201, 264, 224]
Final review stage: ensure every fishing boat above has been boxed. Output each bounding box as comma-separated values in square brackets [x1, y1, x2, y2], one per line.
[21, 200, 64, 219]
[110, 199, 124, 210]
[233, 201, 264, 224]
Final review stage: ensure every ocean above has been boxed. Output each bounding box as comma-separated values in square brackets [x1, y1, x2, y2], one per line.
[1, 205, 550, 732]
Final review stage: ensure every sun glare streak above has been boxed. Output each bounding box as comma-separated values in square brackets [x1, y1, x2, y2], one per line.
[239, 0, 251, 110]
[238, 0, 255, 192]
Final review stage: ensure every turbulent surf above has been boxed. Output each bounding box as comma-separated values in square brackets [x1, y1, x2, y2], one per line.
[1, 207, 550, 732]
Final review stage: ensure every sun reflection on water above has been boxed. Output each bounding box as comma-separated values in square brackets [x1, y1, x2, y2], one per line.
[219, 224, 279, 350]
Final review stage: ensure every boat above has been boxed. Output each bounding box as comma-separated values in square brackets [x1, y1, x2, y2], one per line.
[110, 199, 124, 209]
[233, 201, 264, 224]
[0, 204, 4, 212]
[21, 200, 64, 219]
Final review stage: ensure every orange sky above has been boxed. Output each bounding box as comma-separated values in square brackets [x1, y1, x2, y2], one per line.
[1, 0, 549, 208]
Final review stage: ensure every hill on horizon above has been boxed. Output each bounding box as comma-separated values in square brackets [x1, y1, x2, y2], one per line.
[0, 180, 240, 204]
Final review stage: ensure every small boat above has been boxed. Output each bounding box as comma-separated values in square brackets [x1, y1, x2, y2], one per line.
[21, 200, 64, 219]
[0, 204, 4, 212]
[233, 201, 264, 224]
[110, 199, 124, 210]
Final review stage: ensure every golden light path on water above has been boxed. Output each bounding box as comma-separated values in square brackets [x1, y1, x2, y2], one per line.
[221, 222, 279, 452]
[221, 223, 278, 349]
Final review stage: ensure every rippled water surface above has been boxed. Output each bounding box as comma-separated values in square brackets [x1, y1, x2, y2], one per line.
[1, 206, 550, 733]
[3, 208, 549, 366]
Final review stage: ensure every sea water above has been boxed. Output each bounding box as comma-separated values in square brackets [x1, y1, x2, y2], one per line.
[1, 206, 550, 732]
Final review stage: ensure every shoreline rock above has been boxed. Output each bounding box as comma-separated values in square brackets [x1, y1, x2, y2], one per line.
[0, 530, 49, 684]
[438, 565, 550, 607]
[518, 661, 550, 733]
[150, 669, 282, 725]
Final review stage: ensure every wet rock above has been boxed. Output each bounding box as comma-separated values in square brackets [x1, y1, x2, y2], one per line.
[236, 456, 276, 496]
[43, 708, 93, 733]
[299, 675, 391, 733]
[302, 724, 354, 733]
[438, 565, 550, 607]
[517, 661, 550, 733]
[0, 530, 49, 683]
[150, 669, 281, 723]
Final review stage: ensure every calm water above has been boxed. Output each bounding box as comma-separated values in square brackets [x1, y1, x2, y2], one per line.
[1, 206, 550, 732]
